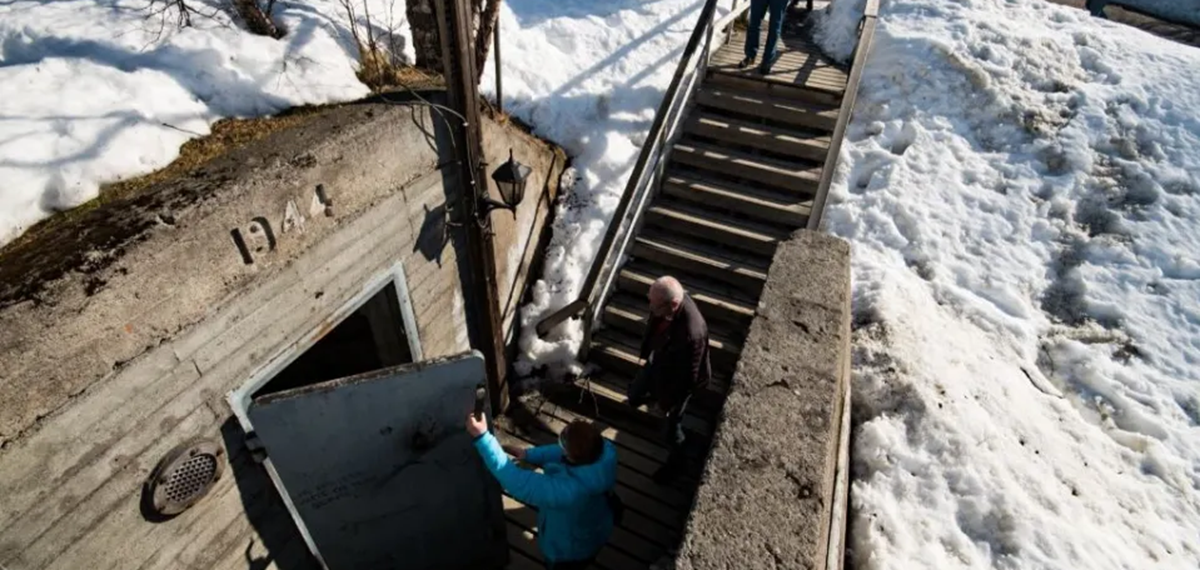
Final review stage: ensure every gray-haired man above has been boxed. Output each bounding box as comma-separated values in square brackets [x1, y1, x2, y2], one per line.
[627, 276, 712, 484]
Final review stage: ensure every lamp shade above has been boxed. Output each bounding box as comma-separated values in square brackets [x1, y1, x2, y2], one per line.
[491, 150, 531, 208]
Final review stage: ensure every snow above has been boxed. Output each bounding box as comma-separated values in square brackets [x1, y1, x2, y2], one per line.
[813, 0, 1200, 568]
[481, 0, 731, 379]
[1, 0, 728, 382]
[814, 0, 867, 61]
[0, 0, 412, 247]
[6, 0, 1199, 563]
[1099, 0, 1200, 26]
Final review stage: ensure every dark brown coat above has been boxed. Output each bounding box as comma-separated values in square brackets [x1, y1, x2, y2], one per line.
[637, 293, 711, 411]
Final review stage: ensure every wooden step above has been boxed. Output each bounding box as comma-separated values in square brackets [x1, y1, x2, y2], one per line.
[564, 366, 715, 438]
[505, 549, 544, 570]
[706, 70, 843, 107]
[537, 359, 716, 443]
[588, 329, 643, 377]
[583, 345, 728, 416]
[502, 495, 655, 569]
[589, 368, 728, 414]
[601, 294, 743, 374]
[592, 329, 739, 386]
[592, 367, 729, 400]
[661, 171, 812, 228]
[685, 112, 831, 162]
[507, 489, 675, 564]
[643, 199, 787, 257]
[496, 423, 694, 512]
[615, 261, 758, 329]
[695, 85, 839, 132]
[709, 49, 849, 93]
[538, 386, 721, 472]
[631, 228, 769, 294]
[508, 401, 672, 465]
[671, 140, 821, 194]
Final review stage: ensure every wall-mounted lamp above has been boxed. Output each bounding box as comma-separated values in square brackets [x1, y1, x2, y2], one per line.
[480, 149, 531, 218]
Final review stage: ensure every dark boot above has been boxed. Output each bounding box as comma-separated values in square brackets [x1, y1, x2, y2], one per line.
[758, 51, 780, 75]
[738, 55, 755, 69]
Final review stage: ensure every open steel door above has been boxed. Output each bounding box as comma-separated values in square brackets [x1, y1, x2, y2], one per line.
[242, 351, 507, 570]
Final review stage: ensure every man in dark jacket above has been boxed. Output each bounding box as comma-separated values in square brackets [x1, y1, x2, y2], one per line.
[627, 276, 711, 484]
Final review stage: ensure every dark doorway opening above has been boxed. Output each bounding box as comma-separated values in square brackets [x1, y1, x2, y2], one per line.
[258, 281, 414, 396]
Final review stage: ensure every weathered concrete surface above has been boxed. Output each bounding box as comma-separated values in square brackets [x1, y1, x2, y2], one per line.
[0, 100, 435, 448]
[675, 230, 852, 570]
[482, 116, 567, 347]
[0, 95, 562, 449]
[0, 92, 563, 570]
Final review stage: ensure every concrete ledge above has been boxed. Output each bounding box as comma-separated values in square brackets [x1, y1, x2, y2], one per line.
[0, 93, 563, 448]
[675, 230, 852, 570]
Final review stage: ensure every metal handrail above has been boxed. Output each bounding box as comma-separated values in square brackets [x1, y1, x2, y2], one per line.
[534, 0, 728, 339]
[806, 0, 880, 231]
[536, 0, 878, 350]
[713, 0, 752, 42]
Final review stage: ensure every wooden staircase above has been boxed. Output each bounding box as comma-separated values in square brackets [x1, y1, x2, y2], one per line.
[582, 37, 847, 424]
[500, 6, 862, 570]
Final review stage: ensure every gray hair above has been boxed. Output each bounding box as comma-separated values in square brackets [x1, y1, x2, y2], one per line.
[650, 275, 684, 304]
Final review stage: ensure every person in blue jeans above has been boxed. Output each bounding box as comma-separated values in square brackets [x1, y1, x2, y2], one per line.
[468, 413, 618, 569]
[739, 0, 790, 74]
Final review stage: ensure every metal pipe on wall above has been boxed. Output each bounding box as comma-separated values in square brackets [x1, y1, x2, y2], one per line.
[434, 0, 509, 414]
[494, 5, 503, 113]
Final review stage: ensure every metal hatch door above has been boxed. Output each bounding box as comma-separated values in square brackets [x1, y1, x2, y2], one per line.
[239, 351, 507, 570]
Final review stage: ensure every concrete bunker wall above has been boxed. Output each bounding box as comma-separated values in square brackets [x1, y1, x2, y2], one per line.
[675, 230, 853, 570]
[0, 97, 564, 569]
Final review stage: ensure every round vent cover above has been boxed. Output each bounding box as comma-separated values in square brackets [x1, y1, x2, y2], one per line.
[144, 438, 225, 518]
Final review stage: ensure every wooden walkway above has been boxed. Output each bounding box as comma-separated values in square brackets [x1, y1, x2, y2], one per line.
[499, 8, 849, 570]
[710, 27, 849, 94]
[496, 399, 698, 570]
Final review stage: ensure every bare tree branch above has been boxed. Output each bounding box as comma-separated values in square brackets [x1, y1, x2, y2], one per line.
[140, 0, 238, 42]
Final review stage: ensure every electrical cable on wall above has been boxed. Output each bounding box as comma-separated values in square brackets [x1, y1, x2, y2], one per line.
[376, 86, 496, 234]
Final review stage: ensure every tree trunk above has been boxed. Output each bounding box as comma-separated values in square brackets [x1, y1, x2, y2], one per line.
[407, 0, 443, 72]
[474, 0, 501, 82]
[411, 0, 497, 80]
[232, 0, 281, 38]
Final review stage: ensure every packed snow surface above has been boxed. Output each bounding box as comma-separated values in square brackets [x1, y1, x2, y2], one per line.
[6, 0, 1199, 565]
[0, 0, 414, 247]
[814, 0, 1200, 568]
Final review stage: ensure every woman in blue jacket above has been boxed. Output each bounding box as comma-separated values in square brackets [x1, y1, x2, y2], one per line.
[467, 413, 618, 569]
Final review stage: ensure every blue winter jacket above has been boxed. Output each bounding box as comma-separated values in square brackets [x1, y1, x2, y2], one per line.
[473, 432, 618, 562]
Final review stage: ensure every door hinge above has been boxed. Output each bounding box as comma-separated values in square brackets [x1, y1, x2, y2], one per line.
[245, 431, 268, 464]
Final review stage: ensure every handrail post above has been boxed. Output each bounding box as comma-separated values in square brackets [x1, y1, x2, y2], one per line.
[579, 313, 594, 361]
[702, 5, 715, 68]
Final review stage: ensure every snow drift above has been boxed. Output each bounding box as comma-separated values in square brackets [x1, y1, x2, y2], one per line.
[813, 0, 1200, 568]
[0, 0, 414, 247]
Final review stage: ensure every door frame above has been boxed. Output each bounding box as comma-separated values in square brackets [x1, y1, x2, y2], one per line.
[226, 261, 423, 569]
